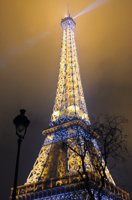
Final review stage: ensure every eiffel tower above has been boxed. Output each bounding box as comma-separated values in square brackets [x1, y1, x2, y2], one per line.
[10, 15, 130, 200]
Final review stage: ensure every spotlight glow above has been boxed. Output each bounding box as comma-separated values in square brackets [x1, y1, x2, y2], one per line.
[0, 27, 58, 68]
[73, 0, 111, 19]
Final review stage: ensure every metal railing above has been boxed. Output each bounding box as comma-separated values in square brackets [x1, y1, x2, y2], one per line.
[10, 171, 130, 200]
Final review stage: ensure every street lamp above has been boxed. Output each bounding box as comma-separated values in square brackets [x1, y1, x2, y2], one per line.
[12, 109, 30, 200]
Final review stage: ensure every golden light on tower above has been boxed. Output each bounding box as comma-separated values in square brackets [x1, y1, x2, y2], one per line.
[9, 15, 130, 200]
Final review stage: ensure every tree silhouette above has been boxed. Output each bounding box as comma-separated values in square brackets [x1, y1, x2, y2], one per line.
[63, 115, 129, 200]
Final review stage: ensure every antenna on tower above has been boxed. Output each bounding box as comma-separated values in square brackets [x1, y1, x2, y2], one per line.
[67, 4, 69, 16]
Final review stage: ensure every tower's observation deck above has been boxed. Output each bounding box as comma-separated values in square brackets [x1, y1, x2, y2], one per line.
[61, 15, 76, 29]
[50, 15, 90, 127]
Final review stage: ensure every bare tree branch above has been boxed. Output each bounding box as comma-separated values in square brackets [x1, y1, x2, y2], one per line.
[63, 114, 129, 199]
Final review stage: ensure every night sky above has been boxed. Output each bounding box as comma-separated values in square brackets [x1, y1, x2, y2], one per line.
[0, 0, 132, 199]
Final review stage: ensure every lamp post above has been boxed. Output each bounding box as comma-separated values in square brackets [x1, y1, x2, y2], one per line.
[12, 109, 30, 200]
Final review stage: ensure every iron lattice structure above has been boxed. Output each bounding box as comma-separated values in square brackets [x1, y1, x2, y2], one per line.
[10, 15, 130, 200]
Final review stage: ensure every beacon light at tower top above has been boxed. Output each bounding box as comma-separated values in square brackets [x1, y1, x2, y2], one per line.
[73, 0, 111, 19]
[50, 14, 90, 127]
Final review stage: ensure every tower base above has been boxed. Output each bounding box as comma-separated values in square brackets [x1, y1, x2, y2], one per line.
[10, 171, 129, 200]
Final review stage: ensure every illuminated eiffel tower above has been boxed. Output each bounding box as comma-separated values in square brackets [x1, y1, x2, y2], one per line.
[10, 15, 130, 200]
